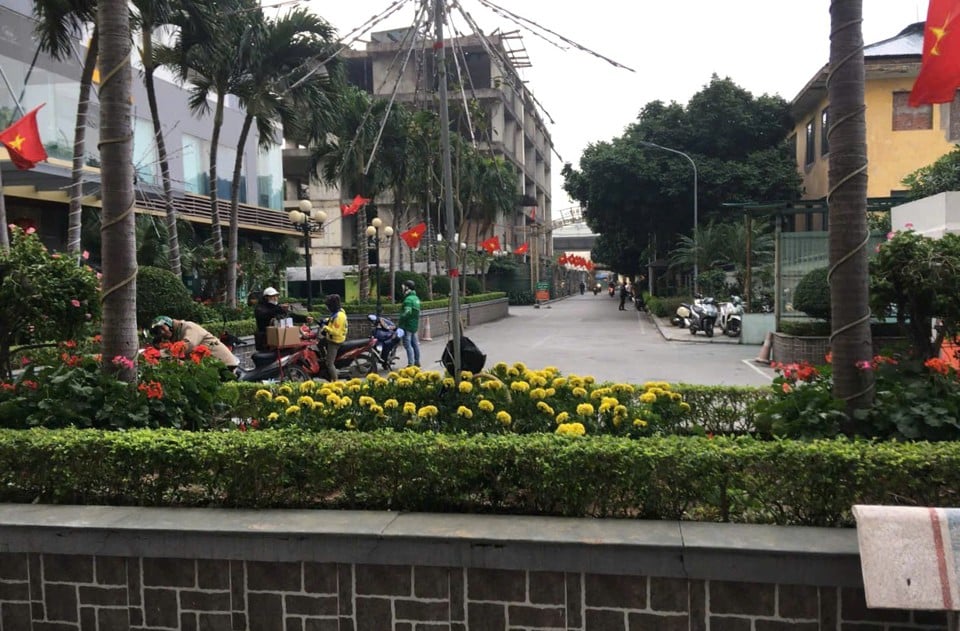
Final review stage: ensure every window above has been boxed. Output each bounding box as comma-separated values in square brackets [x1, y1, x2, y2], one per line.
[804, 120, 815, 166]
[892, 91, 932, 130]
[257, 144, 283, 209]
[820, 107, 829, 156]
[133, 118, 158, 186]
[181, 134, 209, 194]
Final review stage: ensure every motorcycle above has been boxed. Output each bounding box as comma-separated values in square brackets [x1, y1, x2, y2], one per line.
[368, 314, 405, 372]
[291, 322, 379, 381]
[688, 296, 720, 337]
[593, 283, 601, 295]
[718, 296, 744, 337]
[634, 292, 646, 312]
[672, 302, 693, 328]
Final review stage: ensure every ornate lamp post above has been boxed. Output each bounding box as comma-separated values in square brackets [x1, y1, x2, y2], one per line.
[365, 217, 393, 316]
[288, 199, 327, 311]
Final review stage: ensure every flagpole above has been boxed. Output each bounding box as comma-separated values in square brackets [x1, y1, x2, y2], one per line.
[435, 0, 462, 380]
[0, 165, 9, 251]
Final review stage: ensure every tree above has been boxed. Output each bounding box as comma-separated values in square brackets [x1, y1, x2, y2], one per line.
[828, 0, 874, 416]
[98, 0, 139, 381]
[224, 8, 342, 307]
[563, 75, 800, 283]
[32, 0, 98, 256]
[902, 145, 960, 200]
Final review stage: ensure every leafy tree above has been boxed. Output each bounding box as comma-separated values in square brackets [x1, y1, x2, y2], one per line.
[902, 145, 960, 200]
[871, 230, 960, 360]
[0, 228, 100, 377]
[793, 267, 831, 321]
[563, 75, 800, 282]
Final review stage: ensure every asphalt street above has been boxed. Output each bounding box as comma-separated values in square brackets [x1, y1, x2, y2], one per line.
[413, 293, 776, 387]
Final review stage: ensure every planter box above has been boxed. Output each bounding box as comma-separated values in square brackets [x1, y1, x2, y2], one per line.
[772, 332, 907, 365]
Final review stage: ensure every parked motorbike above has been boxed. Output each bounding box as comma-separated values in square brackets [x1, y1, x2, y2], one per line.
[672, 302, 693, 328]
[718, 296, 743, 337]
[688, 297, 720, 337]
[634, 292, 646, 312]
[236, 346, 306, 382]
[368, 314, 405, 372]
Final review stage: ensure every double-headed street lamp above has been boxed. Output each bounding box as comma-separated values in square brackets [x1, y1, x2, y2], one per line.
[365, 217, 393, 316]
[638, 141, 698, 293]
[288, 199, 327, 311]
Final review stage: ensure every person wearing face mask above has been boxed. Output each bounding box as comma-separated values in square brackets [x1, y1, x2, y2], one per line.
[253, 287, 313, 351]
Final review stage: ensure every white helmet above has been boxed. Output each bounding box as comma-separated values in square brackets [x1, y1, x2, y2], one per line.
[262, 287, 280, 297]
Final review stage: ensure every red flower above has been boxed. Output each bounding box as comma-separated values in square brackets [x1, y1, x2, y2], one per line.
[21, 380, 38, 390]
[142, 347, 162, 366]
[63, 340, 77, 349]
[60, 353, 81, 367]
[137, 381, 164, 400]
[167, 341, 188, 359]
[925, 357, 951, 376]
[190, 344, 212, 364]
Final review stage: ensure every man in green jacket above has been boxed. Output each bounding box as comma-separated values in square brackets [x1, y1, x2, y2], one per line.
[398, 280, 421, 367]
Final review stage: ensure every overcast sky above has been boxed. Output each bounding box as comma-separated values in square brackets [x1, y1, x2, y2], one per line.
[304, 0, 927, 212]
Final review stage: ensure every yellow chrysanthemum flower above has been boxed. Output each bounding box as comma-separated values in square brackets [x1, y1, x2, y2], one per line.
[510, 381, 530, 393]
[569, 377, 584, 388]
[403, 402, 417, 415]
[545, 387, 556, 397]
[512, 362, 527, 372]
[552, 377, 567, 388]
[507, 367, 520, 377]
[598, 401, 614, 414]
[556, 422, 586, 436]
[615, 405, 628, 417]
[590, 387, 611, 400]
[633, 419, 648, 428]
[456, 405, 473, 418]
[266, 412, 279, 421]
[298, 380, 316, 393]
[555, 411, 570, 424]
[640, 392, 657, 404]
[460, 370, 473, 380]
[613, 383, 635, 394]
[326, 393, 340, 406]
[496, 410, 512, 425]
[576, 403, 595, 417]
[337, 396, 352, 409]
[370, 404, 384, 415]
[536, 401, 554, 416]
[613, 417, 622, 427]
[297, 396, 315, 407]
[312, 402, 324, 411]
[384, 398, 399, 409]
[274, 395, 290, 406]
[679, 402, 691, 412]
[254, 389, 273, 401]
[478, 399, 495, 412]
[670, 392, 682, 401]
[285, 405, 300, 415]
[387, 371, 400, 380]
[358, 396, 375, 408]
[458, 381, 474, 394]
[417, 405, 438, 418]
[396, 377, 413, 388]
[442, 377, 455, 388]
[584, 376, 595, 384]
[493, 362, 509, 371]
[572, 387, 587, 398]
[278, 385, 293, 396]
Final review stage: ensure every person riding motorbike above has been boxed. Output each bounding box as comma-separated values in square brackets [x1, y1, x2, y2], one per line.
[150, 315, 240, 370]
[320, 294, 348, 381]
[253, 287, 313, 351]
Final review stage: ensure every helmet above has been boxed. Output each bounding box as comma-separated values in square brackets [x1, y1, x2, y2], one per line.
[150, 315, 173, 332]
[403, 280, 416, 291]
[262, 287, 280, 297]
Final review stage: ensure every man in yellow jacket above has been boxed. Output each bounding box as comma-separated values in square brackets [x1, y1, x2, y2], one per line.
[321, 294, 347, 381]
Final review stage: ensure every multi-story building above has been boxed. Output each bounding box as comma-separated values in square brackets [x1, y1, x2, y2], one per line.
[788, 21, 953, 229]
[0, 0, 296, 270]
[289, 27, 554, 269]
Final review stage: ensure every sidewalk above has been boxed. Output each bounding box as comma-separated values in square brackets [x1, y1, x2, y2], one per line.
[648, 313, 741, 344]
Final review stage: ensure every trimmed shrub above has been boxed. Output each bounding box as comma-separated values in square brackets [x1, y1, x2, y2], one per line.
[137, 266, 202, 327]
[793, 267, 830, 321]
[465, 277, 482, 296]
[430, 275, 451, 297]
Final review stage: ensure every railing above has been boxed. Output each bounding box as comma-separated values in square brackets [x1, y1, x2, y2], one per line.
[135, 193, 299, 235]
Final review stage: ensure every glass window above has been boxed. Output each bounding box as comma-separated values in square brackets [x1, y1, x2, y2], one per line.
[217, 144, 243, 201]
[133, 118, 159, 186]
[820, 107, 829, 156]
[804, 120, 815, 166]
[257, 144, 283, 209]
[182, 134, 209, 194]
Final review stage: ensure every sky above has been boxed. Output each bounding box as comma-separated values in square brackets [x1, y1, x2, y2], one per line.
[302, 0, 927, 213]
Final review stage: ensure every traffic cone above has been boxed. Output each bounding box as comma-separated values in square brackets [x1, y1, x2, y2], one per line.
[754, 331, 772, 364]
[420, 317, 432, 341]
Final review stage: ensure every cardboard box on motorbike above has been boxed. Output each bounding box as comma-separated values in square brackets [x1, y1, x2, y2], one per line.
[266, 322, 301, 348]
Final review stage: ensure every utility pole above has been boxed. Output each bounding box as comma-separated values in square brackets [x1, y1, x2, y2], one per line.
[434, 0, 461, 378]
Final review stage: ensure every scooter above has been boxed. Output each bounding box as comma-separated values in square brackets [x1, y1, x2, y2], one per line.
[293, 322, 379, 380]
[673, 302, 693, 328]
[368, 314, 405, 372]
[593, 284, 601, 295]
[634, 293, 646, 312]
[688, 297, 720, 337]
[718, 296, 743, 337]
[236, 346, 305, 382]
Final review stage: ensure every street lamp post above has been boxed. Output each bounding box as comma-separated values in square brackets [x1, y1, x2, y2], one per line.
[288, 199, 327, 311]
[639, 141, 698, 293]
[365, 217, 394, 317]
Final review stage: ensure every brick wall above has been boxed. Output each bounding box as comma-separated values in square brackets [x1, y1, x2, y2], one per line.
[0, 506, 950, 631]
[0, 555, 949, 631]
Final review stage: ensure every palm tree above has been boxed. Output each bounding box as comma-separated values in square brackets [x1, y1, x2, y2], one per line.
[32, 0, 98, 256]
[310, 86, 398, 303]
[224, 8, 342, 307]
[97, 0, 138, 381]
[828, 0, 874, 417]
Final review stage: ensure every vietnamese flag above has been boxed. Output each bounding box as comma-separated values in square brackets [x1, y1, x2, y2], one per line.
[513, 242, 529, 255]
[910, 0, 960, 105]
[341, 194, 371, 217]
[400, 222, 427, 249]
[480, 236, 500, 254]
[0, 104, 47, 170]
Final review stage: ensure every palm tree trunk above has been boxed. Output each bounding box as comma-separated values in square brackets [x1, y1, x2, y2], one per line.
[97, 0, 138, 382]
[66, 28, 98, 256]
[208, 94, 225, 260]
[142, 26, 181, 277]
[226, 113, 254, 309]
[828, 0, 874, 418]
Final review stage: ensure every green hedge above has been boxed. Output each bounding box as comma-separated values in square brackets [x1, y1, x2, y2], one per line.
[2, 428, 957, 526]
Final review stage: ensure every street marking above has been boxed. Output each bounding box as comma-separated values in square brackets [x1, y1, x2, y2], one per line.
[742, 359, 773, 381]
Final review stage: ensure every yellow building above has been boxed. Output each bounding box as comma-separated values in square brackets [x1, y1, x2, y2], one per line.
[789, 22, 955, 229]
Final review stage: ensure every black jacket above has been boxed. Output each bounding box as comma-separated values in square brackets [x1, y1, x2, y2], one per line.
[254, 301, 308, 351]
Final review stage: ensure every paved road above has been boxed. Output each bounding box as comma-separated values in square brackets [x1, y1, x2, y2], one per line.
[413, 293, 776, 387]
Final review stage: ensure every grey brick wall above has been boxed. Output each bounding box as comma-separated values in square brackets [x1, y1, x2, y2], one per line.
[0, 553, 949, 630]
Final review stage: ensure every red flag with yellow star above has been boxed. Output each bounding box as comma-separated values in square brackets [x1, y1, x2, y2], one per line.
[0, 104, 47, 170]
[910, 0, 960, 106]
[400, 222, 427, 249]
[480, 236, 501, 255]
[513, 242, 528, 255]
